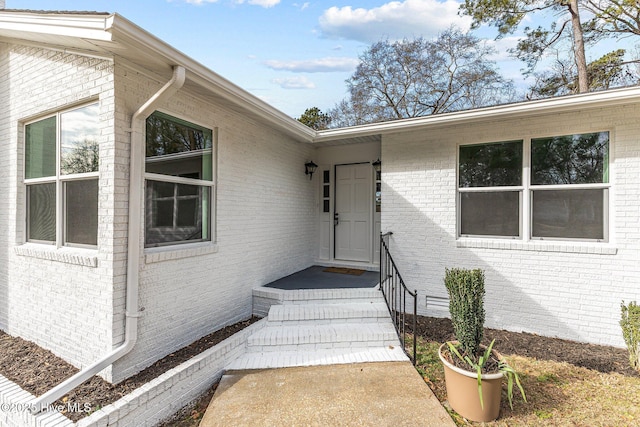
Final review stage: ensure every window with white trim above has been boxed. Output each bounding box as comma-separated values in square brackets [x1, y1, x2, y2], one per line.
[458, 140, 523, 237]
[530, 132, 609, 240]
[145, 111, 214, 247]
[24, 103, 100, 247]
[458, 131, 609, 241]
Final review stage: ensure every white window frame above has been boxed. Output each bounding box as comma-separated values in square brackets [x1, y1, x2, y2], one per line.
[457, 140, 524, 239]
[144, 110, 217, 248]
[458, 131, 611, 243]
[23, 102, 100, 249]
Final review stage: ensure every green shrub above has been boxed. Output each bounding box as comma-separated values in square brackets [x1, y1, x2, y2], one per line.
[620, 301, 640, 372]
[444, 268, 485, 356]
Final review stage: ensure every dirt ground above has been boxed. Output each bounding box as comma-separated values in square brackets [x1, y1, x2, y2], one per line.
[0, 315, 636, 423]
[409, 315, 638, 377]
[0, 317, 258, 422]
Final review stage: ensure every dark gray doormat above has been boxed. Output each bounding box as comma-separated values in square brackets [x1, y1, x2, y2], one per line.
[265, 265, 378, 290]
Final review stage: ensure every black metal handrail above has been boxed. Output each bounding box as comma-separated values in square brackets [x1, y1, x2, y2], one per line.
[379, 232, 417, 364]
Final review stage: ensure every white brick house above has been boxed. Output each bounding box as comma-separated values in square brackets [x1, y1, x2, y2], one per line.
[1, 8, 639, 396]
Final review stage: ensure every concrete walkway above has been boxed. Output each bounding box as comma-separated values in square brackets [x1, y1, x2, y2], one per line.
[199, 362, 455, 427]
[198, 277, 455, 427]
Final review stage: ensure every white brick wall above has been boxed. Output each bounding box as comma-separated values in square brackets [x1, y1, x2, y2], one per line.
[109, 62, 317, 382]
[0, 44, 118, 377]
[382, 104, 640, 347]
[1, 44, 317, 384]
[6, 36, 638, 392]
[0, 43, 11, 331]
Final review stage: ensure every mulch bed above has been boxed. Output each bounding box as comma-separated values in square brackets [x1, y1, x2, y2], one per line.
[0, 315, 637, 423]
[408, 315, 638, 377]
[0, 317, 259, 422]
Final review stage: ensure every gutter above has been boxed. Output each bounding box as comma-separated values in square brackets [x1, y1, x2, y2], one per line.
[30, 65, 186, 414]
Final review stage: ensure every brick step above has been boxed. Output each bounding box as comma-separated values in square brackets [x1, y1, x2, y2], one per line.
[226, 346, 409, 371]
[246, 323, 400, 352]
[267, 302, 390, 324]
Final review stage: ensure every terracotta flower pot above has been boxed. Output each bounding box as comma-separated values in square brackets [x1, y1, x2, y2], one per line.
[438, 342, 504, 422]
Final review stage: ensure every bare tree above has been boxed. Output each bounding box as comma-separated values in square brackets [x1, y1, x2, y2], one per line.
[329, 28, 514, 127]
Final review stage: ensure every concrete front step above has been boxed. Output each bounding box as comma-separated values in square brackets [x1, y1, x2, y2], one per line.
[237, 286, 407, 370]
[253, 287, 383, 313]
[247, 323, 400, 352]
[268, 302, 390, 324]
[226, 346, 409, 370]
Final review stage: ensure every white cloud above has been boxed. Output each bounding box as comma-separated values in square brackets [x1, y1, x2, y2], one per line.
[318, 0, 473, 42]
[264, 57, 359, 72]
[234, 0, 280, 7]
[271, 76, 316, 89]
[293, 2, 310, 11]
[485, 36, 520, 61]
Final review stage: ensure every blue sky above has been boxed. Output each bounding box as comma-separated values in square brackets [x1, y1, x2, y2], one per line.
[7, 0, 638, 117]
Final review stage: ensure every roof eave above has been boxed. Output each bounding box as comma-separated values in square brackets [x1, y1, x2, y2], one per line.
[0, 10, 113, 41]
[315, 85, 640, 143]
[105, 14, 316, 143]
[0, 11, 316, 143]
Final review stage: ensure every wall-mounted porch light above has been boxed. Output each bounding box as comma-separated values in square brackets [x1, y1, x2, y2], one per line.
[305, 161, 318, 180]
[372, 158, 381, 173]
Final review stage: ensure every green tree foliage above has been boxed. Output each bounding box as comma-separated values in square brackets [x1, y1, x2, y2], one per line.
[583, 0, 640, 37]
[297, 107, 331, 130]
[461, 0, 590, 92]
[460, 0, 640, 95]
[329, 28, 514, 127]
[528, 49, 639, 98]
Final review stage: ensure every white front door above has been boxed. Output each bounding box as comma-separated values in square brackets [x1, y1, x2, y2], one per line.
[334, 163, 371, 262]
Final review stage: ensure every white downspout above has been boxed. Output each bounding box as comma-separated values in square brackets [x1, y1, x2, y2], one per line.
[30, 66, 186, 413]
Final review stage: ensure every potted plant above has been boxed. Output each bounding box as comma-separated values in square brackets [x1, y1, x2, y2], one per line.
[438, 268, 526, 422]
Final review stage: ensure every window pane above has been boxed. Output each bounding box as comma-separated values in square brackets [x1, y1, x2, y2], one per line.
[25, 117, 57, 179]
[177, 198, 198, 226]
[145, 112, 212, 180]
[65, 179, 98, 246]
[178, 184, 199, 196]
[61, 104, 100, 175]
[155, 200, 174, 227]
[459, 141, 522, 188]
[531, 132, 609, 185]
[532, 189, 605, 240]
[145, 181, 210, 246]
[27, 183, 56, 242]
[151, 181, 173, 199]
[460, 191, 520, 236]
